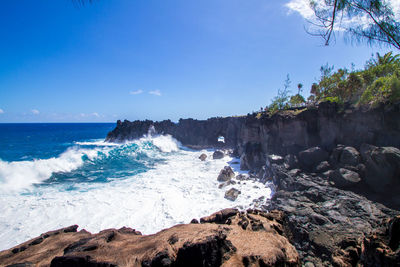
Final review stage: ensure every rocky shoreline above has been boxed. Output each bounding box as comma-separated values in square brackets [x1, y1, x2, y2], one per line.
[2, 102, 400, 266]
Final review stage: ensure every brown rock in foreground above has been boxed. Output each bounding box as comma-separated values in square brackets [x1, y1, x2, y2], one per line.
[0, 209, 299, 267]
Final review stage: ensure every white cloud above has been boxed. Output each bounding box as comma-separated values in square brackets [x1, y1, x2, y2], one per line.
[149, 89, 161, 96]
[130, 89, 144, 95]
[285, 0, 399, 31]
[0, 108, 4, 114]
[31, 109, 40, 115]
[285, 0, 314, 19]
[92, 112, 100, 117]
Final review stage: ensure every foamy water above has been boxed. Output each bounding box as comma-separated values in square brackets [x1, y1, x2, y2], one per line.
[0, 135, 271, 251]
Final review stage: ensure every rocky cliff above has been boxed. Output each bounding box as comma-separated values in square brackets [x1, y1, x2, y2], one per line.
[106, 102, 400, 171]
[3, 102, 400, 266]
[104, 101, 400, 266]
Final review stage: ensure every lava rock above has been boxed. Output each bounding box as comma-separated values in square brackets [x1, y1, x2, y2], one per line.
[199, 153, 207, 161]
[361, 144, 400, 193]
[315, 161, 330, 173]
[213, 150, 225, 159]
[284, 154, 299, 169]
[329, 168, 361, 188]
[224, 188, 241, 201]
[298, 147, 329, 170]
[217, 166, 235, 182]
[339, 146, 361, 167]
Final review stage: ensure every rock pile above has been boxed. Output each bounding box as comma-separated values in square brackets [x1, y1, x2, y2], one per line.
[265, 144, 400, 266]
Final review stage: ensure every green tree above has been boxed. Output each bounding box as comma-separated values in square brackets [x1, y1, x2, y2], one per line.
[297, 83, 303, 95]
[269, 74, 292, 112]
[308, 0, 400, 50]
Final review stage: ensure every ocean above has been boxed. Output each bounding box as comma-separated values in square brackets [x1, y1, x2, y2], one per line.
[0, 123, 271, 251]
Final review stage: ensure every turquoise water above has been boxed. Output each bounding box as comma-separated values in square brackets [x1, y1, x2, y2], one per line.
[0, 123, 160, 189]
[0, 123, 272, 251]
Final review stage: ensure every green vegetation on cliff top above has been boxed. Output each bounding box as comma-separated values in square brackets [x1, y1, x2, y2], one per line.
[266, 52, 400, 115]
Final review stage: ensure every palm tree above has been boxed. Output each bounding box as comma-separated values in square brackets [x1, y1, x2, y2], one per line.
[297, 83, 303, 95]
[368, 52, 400, 67]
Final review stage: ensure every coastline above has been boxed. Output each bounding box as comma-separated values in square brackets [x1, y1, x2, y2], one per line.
[2, 102, 400, 266]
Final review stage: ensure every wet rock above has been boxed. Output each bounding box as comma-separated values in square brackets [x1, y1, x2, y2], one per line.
[329, 168, 361, 188]
[298, 147, 329, 170]
[198, 153, 207, 161]
[217, 166, 235, 182]
[212, 150, 224, 159]
[224, 188, 241, 201]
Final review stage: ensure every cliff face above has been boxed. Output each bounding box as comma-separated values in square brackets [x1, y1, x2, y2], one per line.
[106, 117, 245, 149]
[3, 103, 400, 266]
[106, 102, 400, 171]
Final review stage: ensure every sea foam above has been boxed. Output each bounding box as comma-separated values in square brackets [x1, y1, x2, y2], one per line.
[0, 135, 271, 251]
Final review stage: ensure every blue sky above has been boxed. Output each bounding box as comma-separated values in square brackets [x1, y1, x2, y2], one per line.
[0, 0, 393, 122]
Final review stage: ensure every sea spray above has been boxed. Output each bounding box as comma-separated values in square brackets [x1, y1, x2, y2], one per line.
[0, 134, 271, 251]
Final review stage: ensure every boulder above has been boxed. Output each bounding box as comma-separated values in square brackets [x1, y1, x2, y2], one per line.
[329, 168, 361, 188]
[198, 153, 207, 161]
[224, 188, 241, 201]
[329, 145, 345, 167]
[212, 150, 224, 159]
[284, 154, 299, 169]
[360, 144, 400, 192]
[339, 146, 361, 167]
[217, 166, 235, 182]
[298, 147, 329, 170]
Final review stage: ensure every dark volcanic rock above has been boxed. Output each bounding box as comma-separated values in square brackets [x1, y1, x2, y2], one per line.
[339, 146, 361, 167]
[315, 161, 330, 173]
[298, 147, 329, 170]
[199, 153, 207, 161]
[329, 168, 362, 188]
[360, 215, 400, 266]
[284, 154, 299, 169]
[217, 166, 235, 182]
[224, 188, 241, 201]
[361, 144, 400, 193]
[212, 150, 224, 159]
[0, 210, 300, 267]
[266, 156, 399, 266]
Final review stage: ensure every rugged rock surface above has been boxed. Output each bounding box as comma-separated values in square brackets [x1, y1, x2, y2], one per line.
[361, 215, 400, 266]
[224, 188, 241, 201]
[106, 102, 400, 173]
[5, 102, 398, 266]
[217, 166, 235, 182]
[265, 146, 400, 266]
[0, 209, 300, 267]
